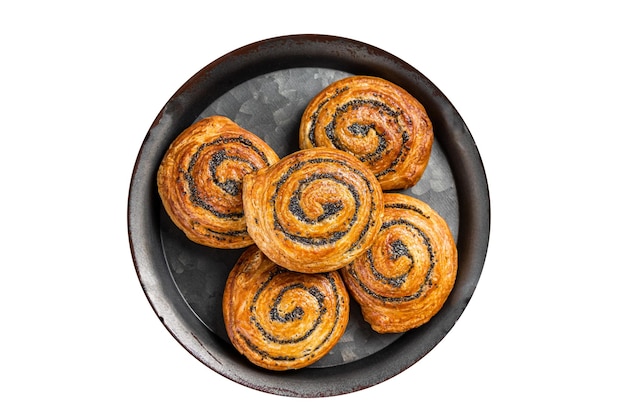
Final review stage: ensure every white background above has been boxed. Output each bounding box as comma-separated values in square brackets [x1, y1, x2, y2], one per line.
[2, 1, 624, 415]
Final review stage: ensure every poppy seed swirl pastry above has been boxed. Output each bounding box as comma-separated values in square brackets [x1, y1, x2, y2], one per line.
[299, 75, 434, 190]
[157, 115, 280, 248]
[223, 246, 350, 371]
[242, 147, 384, 273]
[341, 193, 457, 333]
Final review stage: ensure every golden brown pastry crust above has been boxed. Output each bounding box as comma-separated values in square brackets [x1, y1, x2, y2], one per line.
[157, 115, 279, 248]
[223, 246, 350, 371]
[242, 147, 384, 273]
[341, 193, 457, 333]
[299, 75, 434, 191]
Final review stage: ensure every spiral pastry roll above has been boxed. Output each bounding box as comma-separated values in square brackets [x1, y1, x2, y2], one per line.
[299, 75, 434, 191]
[223, 246, 350, 371]
[242, 147, 384, 273]
[157, 115, 280, 248]
[341, 193, 457, 333]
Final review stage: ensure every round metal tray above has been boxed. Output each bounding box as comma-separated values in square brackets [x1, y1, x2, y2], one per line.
[128, 34, 490, 397]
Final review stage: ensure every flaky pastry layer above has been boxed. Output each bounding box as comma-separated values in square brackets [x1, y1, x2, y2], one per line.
[242, 147, 384, 273]
[341, 193, 457, 333]
[300, 75, 434, 190]
[157, 115, 279, 248]
[223, 246, 350, 370]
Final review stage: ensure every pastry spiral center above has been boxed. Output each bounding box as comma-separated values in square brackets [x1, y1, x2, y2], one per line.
[271, 158, 374, 247]
[355, 219, 436, 302]
[269, 284, 327, 324]
[325, 100, 395, 159]
[288, 175, 349, 225]
[209, 149, 255, 196]
[247, 270, 341, 350]
[314, 97, 410, 177]
[185, 136, 270, 219]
